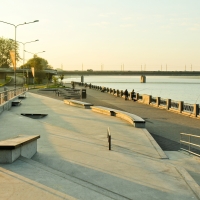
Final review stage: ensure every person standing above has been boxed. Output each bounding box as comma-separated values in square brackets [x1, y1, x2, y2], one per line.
[124, 89, 128, 100]
[131, 89, 135, 100]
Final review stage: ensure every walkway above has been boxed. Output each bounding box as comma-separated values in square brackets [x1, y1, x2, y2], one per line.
[31, 85, 200, 151]
[0, 91, 200, 199]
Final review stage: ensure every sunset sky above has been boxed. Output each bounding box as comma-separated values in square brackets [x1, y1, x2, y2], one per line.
[0, 0, 200, 71]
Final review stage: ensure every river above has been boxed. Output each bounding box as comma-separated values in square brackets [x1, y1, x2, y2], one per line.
[64, 76, 200, 105]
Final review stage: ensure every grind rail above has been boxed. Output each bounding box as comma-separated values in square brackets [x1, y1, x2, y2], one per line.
[180, 133, 200, 157]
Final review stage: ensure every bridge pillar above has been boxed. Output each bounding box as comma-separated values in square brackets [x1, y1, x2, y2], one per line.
[81, 75, 84, 83]
[140, 75, 146, 83]
[0, 72, 6, 83]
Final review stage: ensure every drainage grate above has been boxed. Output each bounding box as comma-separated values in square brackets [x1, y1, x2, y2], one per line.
[21, 113, 48, 119]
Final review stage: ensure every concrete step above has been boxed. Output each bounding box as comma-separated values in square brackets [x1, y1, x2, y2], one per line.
[18, 157, 127, 200]
[0, 156, 114, 200]
[165, 151, 200, 186]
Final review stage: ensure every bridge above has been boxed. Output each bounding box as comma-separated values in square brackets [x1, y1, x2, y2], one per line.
[0, 68, 57, 84]
[57, 70, 200, 83]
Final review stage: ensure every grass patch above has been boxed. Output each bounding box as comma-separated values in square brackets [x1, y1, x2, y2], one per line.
[0, 76, 12, 86]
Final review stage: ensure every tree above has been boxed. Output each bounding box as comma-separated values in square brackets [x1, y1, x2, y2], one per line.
[21, 55, 49, 70]
[59, 74, 64, 85]
[0, 37, 20, 68]
[20, 56, 53, 84]
[52, 76, 59, 85]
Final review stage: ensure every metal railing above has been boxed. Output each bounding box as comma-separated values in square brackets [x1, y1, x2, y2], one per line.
[183, 103, 194, 113]
[77, 81, 200, 118]
[180, 133, 200, 157]
[151, 97, 156, 104]
[171, 100, 179, 110]
[160, 98, 167, 106]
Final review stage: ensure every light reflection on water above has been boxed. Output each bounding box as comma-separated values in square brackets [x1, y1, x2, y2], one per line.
[64, 76, 200, 105]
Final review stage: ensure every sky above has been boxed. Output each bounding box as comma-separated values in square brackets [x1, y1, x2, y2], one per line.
[0, 0, 200, 71]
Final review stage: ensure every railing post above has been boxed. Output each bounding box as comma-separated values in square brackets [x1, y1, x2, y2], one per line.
[167, 99, 171, 110]
[136, 93, 139, 100]
[156, 97, 160, 107]
[4, 87, 8, 101]
[179, 101, 183, 113]
[193, 104, 199, 117]
[107, 127, 111, 151]
[189, 135, 191, 152]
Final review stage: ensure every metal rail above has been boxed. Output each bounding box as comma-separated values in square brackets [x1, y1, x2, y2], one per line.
[107, 127, 111, 150]
[180, 133, 200, 157]
[160, 98, 167, 106]
[171, 100, 179, 110]
[183, 103, 194, 113]
[151, 97, 156, 104]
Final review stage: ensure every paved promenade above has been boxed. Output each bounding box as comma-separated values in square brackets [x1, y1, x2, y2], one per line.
[32, 85, 200, 151]
[0, 88, 200, 199]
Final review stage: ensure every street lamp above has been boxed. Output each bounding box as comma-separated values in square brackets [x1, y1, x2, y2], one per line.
[24, 50, 45, 85]
[24, 50, 45, 56]
[10, 39, 39, 84]
[0, 20, 39, 93]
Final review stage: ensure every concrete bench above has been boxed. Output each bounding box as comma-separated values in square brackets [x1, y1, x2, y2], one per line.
[18, 93, 26, 99]
[0, 135, 40, 163]
[91, 106, 145, 128]
[12, 100, 22, 106]
[64, 99, 93, 109]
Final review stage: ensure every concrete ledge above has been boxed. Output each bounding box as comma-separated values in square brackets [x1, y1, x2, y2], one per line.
[18, 93, 26, 99]
[12, 100, 22, 106]
[142, 129, 168, 159]
[91, 106, 145, 128]
[0, 135, 40, 163]
[176, 166, 200, 199]
[64, 99, 93, 109]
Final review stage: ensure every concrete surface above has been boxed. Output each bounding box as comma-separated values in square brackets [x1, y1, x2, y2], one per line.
[73, 85, 200, 151]
[0, 92, 200, 199]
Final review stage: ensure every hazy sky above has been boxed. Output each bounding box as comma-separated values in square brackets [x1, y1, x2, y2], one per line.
[0, 0, 200, 71]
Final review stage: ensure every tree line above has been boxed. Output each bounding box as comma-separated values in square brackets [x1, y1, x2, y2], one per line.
[0, 37, 53, 83]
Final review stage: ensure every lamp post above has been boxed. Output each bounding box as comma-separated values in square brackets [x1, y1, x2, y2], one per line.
[0, 20, 39, 94]
[24, 50, 45, 85]
[10, 39, 39, 84]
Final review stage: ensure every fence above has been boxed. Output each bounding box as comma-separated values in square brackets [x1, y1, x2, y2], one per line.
[0, 87, 26, 106]
[170, 100, 179, 110]
[183, 103, 194, 114]
[160, 98, 167, 106]
[180, 133, 200, 157]
[151, 97, 156, 104]
[73, 81, 200, 118]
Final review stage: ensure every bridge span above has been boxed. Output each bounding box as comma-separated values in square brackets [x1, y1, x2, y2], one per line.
[58, 70, 200, 83]
[0, 68, 57, 84]
[58, 70, 200, 76]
